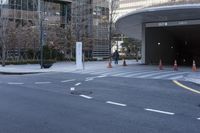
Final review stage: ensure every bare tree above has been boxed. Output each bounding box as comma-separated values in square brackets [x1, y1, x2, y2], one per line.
[121, 38, 141, 61]
[108, 0, 119, 55]
[0, 0, 11, 66]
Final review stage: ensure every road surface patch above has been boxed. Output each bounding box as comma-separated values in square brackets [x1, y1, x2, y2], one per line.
[106, 101, 127, 107]
[79, 95, 93, 99]
[145, 108, 175, 115]
[173, 80, 200, 94]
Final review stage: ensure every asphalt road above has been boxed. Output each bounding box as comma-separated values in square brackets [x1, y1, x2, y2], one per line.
[0, 72, 199, 133]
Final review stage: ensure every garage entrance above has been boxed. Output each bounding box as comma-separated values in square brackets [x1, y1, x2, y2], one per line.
[145, 24, 200, 66]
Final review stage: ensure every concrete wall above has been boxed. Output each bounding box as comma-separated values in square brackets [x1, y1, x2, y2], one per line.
[145, 27, 176, 65]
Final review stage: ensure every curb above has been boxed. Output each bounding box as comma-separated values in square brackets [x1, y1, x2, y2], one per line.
[0, 71, 44, 75]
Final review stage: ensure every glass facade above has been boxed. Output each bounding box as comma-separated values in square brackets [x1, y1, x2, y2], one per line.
[72, 0, 110, 58]
[0, 0, 71, 25]
[0, 0, 71, 60]
[1, 0, 110, 60]
[92, 0, 109, 58]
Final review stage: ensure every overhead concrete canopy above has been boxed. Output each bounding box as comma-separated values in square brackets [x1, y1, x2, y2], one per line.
[116, 4, 200, 40]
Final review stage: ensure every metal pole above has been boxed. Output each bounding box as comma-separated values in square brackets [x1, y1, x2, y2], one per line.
[0, 0, 6, 67]
[38, 0, 43, 69]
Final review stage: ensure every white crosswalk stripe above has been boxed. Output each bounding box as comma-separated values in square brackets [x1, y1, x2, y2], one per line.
[169, 75, 184, 80]
[112, 71, 136, 76]
[152, 72, 189, 79]
[71, 69, 189, 81]
[124, 71, 158, 77]
[137, 71, 172, 78]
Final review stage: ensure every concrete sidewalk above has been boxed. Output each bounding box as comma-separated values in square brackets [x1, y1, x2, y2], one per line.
[0, 60, 199, 85]
[0, 60, 140, 74]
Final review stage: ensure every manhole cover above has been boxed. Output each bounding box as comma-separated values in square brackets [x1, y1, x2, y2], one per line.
[71, 90, 92, 95]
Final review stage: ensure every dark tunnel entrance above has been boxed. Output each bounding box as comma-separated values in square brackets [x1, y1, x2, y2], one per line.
[145, 24, 200, 66]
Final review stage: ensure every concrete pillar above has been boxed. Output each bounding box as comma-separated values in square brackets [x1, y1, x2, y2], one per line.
[141, 23, 146, 64]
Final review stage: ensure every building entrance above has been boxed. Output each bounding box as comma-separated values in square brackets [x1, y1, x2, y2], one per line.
[145, 23, 200, 66]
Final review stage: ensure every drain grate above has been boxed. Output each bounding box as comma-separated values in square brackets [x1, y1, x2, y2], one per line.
[71, 90, 92, 95]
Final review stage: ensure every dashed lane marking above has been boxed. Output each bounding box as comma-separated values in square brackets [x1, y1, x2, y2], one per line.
[79, 95, 93, 99]
[75, 83, 81, 86]
[97, 75, 107, 78]
[145, 108, 175, 115]
[197, 118, 200, 120]
[35, 82, 51, 84]
[8, 82, 24, 85]
[106, 101, 127, 107]
[85, 79, 93, 81]
[173, 80, 200, 94]
[61, 79, 76, 83]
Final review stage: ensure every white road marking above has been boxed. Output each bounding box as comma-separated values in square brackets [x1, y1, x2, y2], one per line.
[124, 71, 157, 77]
[35, 82, 51, 84]
[197, 118, 200, 120]
[137, 71, 172, 78]
[112, 71, 134, 76]
[61, 79, 76, 83]
[153, 72, 188, 79]
[106, 101, 127, 107]
[100, 71, 126, 76]
[97, 75, 107, 78]
[145, 108, 175, 115]
[8, 82, 24, 85]
[169, 75, 183, 80]
[85, 79, 93, 81]
[75, 83, 81, 86]
[70, 87, 75, 91]
[79, 95, 93, 99]
[81, 70, 98, 74]
[90, 70, 109, 75]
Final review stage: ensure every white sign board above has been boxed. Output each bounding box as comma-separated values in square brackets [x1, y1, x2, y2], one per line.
[76, 42, 83, 70]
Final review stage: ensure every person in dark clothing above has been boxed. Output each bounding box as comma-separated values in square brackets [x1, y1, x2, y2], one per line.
[113, 50, 119, 64]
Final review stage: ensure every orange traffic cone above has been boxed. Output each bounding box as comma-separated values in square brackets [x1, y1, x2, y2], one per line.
[173, 60, 178, 71]
[192, 60, 197, 72]
[107, 58, 112, 68]
[122, 58, 127, 66]
[159, 59, 163, 70]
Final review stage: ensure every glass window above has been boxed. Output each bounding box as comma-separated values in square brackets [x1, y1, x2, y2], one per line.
[22, 0, 27, 10]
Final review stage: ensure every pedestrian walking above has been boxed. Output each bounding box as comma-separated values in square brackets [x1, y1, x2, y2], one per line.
[113, 50, 119, 64]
